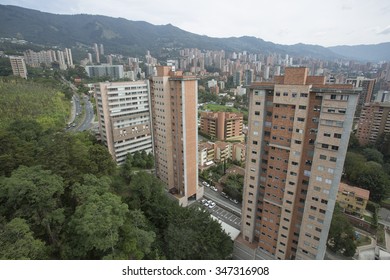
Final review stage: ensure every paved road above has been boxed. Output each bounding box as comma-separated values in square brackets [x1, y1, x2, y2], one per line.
[76, 95, 95, 131]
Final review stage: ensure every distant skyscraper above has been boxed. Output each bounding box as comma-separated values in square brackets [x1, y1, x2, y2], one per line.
[99, 44, 104, 55]
[237, 67, 359, 260]
[56, 50, 67, 70]
[9, 56, 27, 79]
[85, 65, 124, 80]
[245, 69, 254, 86]
[95, 81, 153, 164]
[87, 53, 93, 64]
[94, 43, 100, 63]
[65, 48, 73, 68]
[150, 66, 203, 206]
[356, 102, 390, 146]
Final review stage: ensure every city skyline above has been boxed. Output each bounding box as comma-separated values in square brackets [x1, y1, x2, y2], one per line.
[1, 0, 389, 47]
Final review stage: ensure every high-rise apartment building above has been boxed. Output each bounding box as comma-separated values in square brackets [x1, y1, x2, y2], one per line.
[9, 56, 27, 79]
[85, 65, 124, 80]
[94, 43, 100, 64]
[356, 102, 390, 146]
[200, 111, 243, 141]
[238, 67, 358, 260]
[95, 81, 153, 164]
[150, 66, 202, 206]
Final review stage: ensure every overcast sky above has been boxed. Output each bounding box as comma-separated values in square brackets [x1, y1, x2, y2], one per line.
[1, 0, 390, 47]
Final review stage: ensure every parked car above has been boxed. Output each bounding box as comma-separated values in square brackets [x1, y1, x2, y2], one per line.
[201, 199, 207, 204]
[208, 201, 216, 209]
[221, 192, 229, 199]
[210, 186, 218, 192]
[230, 198, 239, 204]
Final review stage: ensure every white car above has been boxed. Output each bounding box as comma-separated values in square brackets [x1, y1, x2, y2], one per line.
[210, 186, 218, 192]
[208, 201, 216, 209]
[201, 199, 207, 204]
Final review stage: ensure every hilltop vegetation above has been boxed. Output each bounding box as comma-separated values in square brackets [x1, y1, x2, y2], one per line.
[0, 77, 70, 130]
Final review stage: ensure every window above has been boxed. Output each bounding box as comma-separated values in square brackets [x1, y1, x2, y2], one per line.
[331, 145, 339, 151]
[255, 111, 260, 116]
[299, 105, 306, 110]
[276, 92, 280, 96]
[300, 93, 308, 97]
[330, 95, 336, 100]
[334, 133, 342, 139]
[322, 144, 329, 149]
[324, 132, 331, 137]
[255, 101, 261, 105]
[253, 141, 258, 145]
[316, 176, 322, 182]
[325, 179, 332, 185]
[330, 157, 337, 162]
[298, 117, 305, 122]
[283, 92, 288, 96]
[320, 154, 327, 160]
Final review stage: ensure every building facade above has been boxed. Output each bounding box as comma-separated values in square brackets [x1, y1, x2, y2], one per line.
[150, 66, 203, 206]
[356, 102, 390, 146]
[337, 183, 369, 217]
[9, 56, 27, 79]
[85, 65, 124, 80]
[95, 81, 153, 164]
[200, 111, 244, 141]
[239, 67, 358, 260]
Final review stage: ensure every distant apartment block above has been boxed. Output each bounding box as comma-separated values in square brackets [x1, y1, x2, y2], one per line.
[346, 76, 376, 106]
[9, 56, 27, 79]
[150, 66, 203, 206]
[24, 48, 73, 70]
[232, 142, 246, 162]
[200, 111, 243, 141]
[356, 102, 390, 146]
[238, 67, 359, 260]
[198, 142, 215, 167]
[85, 65, 124, 80]
[337, 183, 369, 217]
[95, 81, 153, 164]
[198, 141, 246, 169]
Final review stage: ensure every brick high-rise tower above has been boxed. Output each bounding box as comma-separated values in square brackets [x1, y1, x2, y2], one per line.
[150, 66, 203, 206]
[237, 67, 359, 260]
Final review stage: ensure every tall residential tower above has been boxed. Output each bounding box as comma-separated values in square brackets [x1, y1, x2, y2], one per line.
[237, 67, 359, 260]
[150, 66, 203, 206]
[95, 81, 153, 164]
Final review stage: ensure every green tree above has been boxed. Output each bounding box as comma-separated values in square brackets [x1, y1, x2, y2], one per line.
[66, 192, 129, 259]
[107, 210, 156, 260]
[327, 204, 356, 257]
[0, 166, 65, 247]
[0, 218, 47, 260]
[362, 148, 384, 164]
[88, 144, 116, 176]
[163, 207, 233, 259]
[355, 161, 389, 202]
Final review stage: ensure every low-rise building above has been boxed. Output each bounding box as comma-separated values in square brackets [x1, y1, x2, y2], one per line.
[200, 111, 243, 141]
[337, 182, 370, 217]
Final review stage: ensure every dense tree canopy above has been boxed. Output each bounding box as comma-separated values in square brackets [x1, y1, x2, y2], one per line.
[0, 118, 233, 260]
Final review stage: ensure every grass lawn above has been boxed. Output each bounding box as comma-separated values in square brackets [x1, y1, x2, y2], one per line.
[363, 215, 374, 224]
[204, 104, 241, 112]
[355, 235, 371, 247]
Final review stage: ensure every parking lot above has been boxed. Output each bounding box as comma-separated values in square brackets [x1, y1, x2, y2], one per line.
[198, 200, 241, 230]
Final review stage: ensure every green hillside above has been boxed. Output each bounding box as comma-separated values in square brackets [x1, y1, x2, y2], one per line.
[0, 78, 70, 130]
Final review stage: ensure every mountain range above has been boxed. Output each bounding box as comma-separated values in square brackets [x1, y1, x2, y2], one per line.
[0, 4, 389, 62]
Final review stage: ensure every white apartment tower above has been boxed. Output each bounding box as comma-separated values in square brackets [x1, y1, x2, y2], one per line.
[95, 81, 153, 164]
